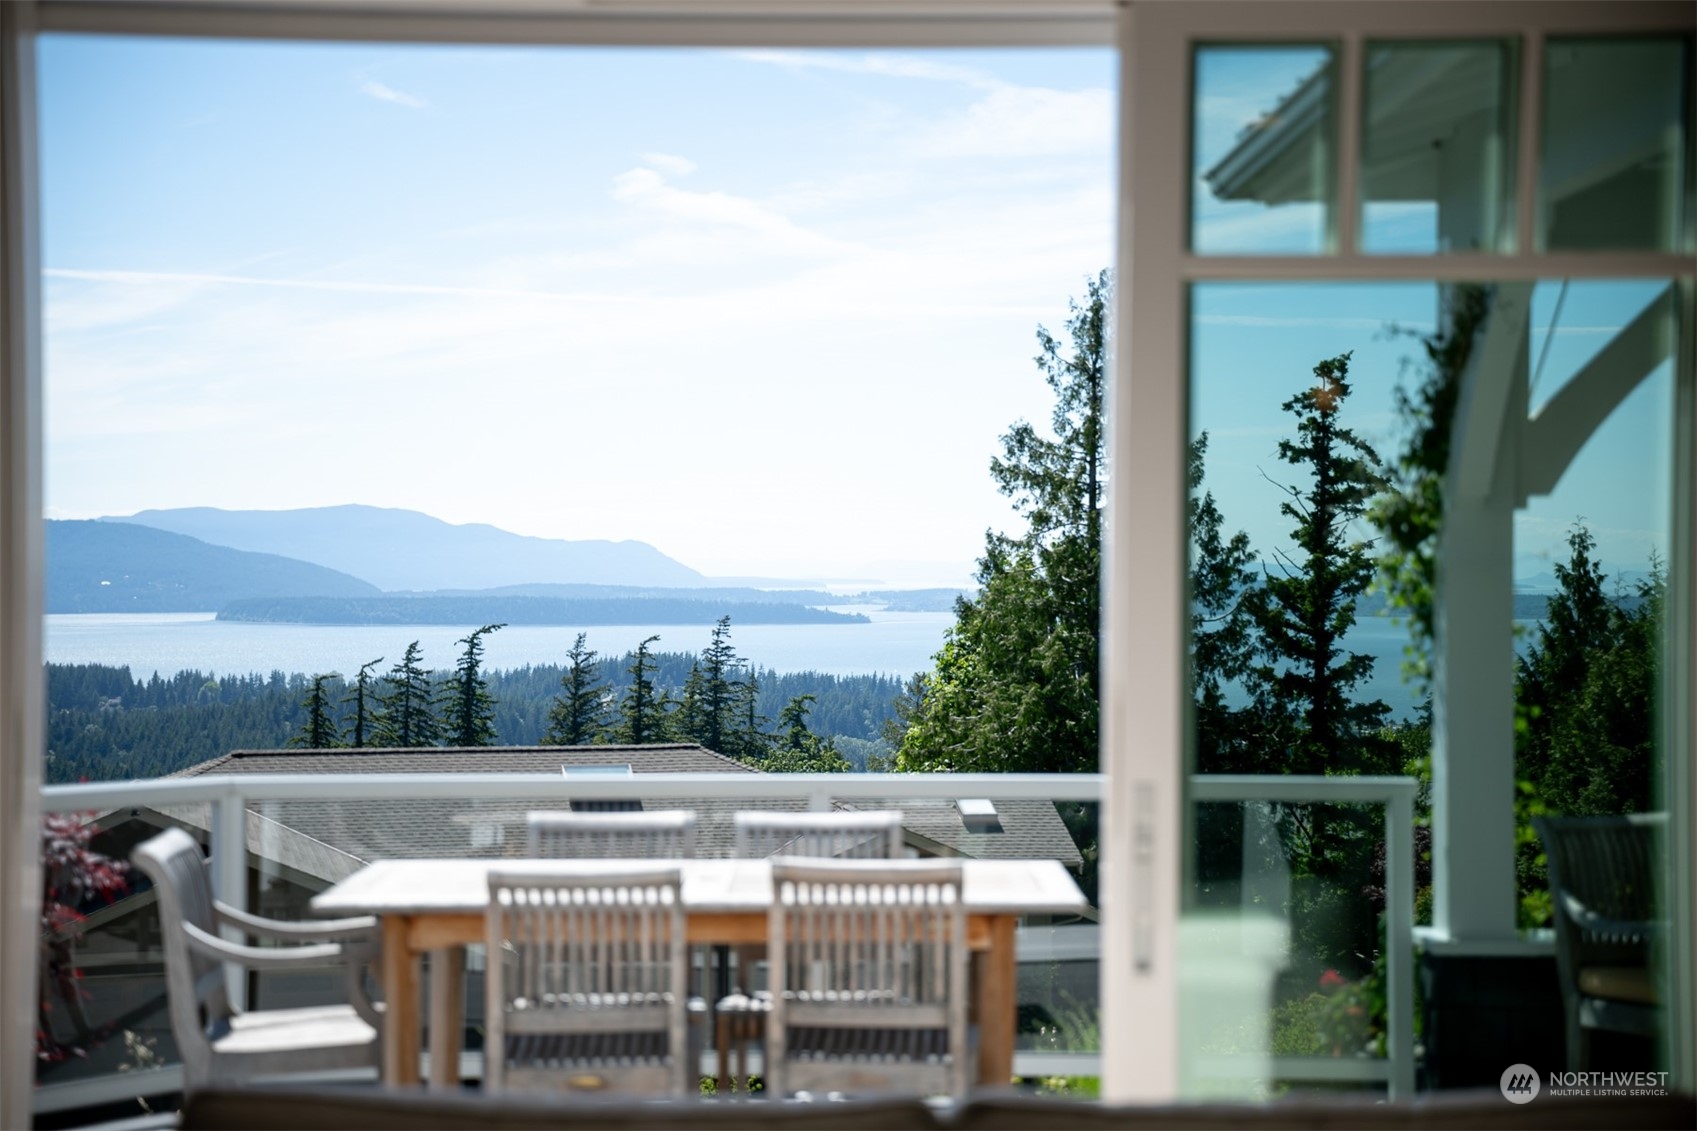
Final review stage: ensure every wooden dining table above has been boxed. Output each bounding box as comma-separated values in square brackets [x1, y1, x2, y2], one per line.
[310, 856, 1089, 1090]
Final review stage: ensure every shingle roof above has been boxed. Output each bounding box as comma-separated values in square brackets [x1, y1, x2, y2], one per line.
[159, 745, 1082, 881]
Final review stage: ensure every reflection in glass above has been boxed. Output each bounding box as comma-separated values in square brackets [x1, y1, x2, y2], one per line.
[1361, 41, 1516, 254]
[1184, 278, 1683, 1093]
[1194, 46, 1335, 254]
[1541, 37, 1692, 251]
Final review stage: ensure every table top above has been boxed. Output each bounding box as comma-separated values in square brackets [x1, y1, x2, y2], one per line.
[311, 857, 1089, 918]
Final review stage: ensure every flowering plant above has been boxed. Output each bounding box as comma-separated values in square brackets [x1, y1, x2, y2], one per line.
[37, 812, 129, 1064]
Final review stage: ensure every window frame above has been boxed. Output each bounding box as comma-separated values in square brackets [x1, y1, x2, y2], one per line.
[0, 2, 1692, 1120]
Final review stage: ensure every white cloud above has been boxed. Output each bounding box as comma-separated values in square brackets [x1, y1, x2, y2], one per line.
[608, 166, 855, 259]
[916, 85, 1112, 159]
[640, 152, 697, 177]
[358, 79, 427, 109]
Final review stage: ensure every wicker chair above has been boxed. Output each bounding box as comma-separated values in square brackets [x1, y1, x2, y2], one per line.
[484, 868, 691, 1096]
[733, 811, 905, 861]
[1534, 813, 1664, 1070]
[766, 859, 969, 1100]
[130, 827, 382, 1094]
[526, 810, 697, 859]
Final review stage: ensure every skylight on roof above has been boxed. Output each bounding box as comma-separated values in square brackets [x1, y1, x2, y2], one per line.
[562, 764, 634, 777]
[957, 798, 1004, 834]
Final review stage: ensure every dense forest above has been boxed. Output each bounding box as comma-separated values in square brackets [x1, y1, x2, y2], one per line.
[44, 650, 901, 783]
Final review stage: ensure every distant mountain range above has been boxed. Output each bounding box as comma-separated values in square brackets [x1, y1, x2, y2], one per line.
[47, 520, 379, 613]
[102, 505, 705, 592]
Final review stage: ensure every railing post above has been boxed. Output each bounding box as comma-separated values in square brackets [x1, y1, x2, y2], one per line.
[1386, 785, 1415, 1098]
[211, 786, 248, 1010]
[807, 785, 831, 813]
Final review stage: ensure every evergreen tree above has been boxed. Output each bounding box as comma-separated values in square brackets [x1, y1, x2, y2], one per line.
[1249, 353, 1393, 777]
[291, 673, 340, 749]
[897, 271, 1108, 776]
[442, 623, 504, 747]
[733, 670, 772, 764]
[700, 616, 743, 754]
[1190, 433, 1262, 774]
[542, 633, 609, 746]
[1516, 527, 1656, 817]
[764, 694, 850, 773]
[374, 641, 440, 748]
[677, 661, 706, 744]
[613, 635, 669, 745]
[341, 657, 382, 749]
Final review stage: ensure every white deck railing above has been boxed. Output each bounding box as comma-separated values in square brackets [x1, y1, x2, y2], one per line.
[37, 770, 1416, 1104]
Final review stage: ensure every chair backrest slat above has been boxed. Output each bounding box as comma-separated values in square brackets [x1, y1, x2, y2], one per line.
[767, 859, 967, 1099]
[485, 867, 689, 1096]
[526, 810, 696, 859]
[734, 810, 904, 860]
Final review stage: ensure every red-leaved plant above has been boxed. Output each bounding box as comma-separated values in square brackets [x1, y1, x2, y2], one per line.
[38, 812, 129, 1065]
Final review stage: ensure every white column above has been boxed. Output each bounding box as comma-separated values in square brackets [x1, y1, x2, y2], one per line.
[0, 3, 41, 1125]
[1430, 284, 1529, 943]
[1101, 0, 1185, 1103]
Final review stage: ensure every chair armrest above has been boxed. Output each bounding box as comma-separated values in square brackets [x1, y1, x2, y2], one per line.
[1560, 894, 1666, 945]
[183, 920, 346, 970]
[214, 901, 378, 943]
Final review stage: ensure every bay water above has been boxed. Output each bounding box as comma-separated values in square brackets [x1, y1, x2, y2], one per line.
[45, 608, 1441, 718]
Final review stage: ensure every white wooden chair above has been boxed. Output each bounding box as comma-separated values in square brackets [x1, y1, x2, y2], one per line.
[130, 827, 382, 1094]
[526, 810, 697, 859]
[484, 867, 690, 1096]
[766, 859, 969, 1100]
[733, 811, 905, 860]
[718, 810, 907, 1091]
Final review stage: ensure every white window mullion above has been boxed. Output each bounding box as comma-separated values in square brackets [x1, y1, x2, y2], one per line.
[0, 1, 44, 1126]
[1101, 0, 1186, 1104]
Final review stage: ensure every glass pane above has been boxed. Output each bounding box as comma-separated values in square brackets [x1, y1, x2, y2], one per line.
[1193, 45, 1336, 254]
[1540, 37, 1692, 251]
[1186, 278, 1686, 1096]
[1362, 41, 1516, 254]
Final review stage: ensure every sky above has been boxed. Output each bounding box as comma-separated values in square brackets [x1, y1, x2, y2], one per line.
[39, 36, 1673, 589]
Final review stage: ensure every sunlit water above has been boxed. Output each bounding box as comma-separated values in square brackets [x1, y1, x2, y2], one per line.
[43, 609, 1458, 717]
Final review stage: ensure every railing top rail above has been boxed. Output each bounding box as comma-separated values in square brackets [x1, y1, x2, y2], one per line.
[39, 771, 1108, 810]
[41, 770, 1418, 811]
[1189, 775, 1419, 804]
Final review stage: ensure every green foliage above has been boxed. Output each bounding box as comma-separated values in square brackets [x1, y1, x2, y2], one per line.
[541, 633, 609, 746]
[1513, 527, 1661, 924]
[613, 635, 671, 745]
[762, 694, 850, 773]
[1368, 285, 1490, 691]
[291, 673, 340, 749]
[1191, 432, 1261, 775]
[898, 271, 1108, 778]
[441, 624, 504, 747]
[374, 641, 440, 748]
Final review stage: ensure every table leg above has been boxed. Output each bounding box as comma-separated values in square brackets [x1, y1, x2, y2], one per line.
[976, 916, 1017, 1087]
[428, 946, 465, 1090]
[381, 915, 421, 1086]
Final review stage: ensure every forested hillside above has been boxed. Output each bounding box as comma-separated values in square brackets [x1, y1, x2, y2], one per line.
[45, 657, 901, 783]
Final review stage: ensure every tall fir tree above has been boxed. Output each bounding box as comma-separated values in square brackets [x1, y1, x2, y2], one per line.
[1190, 432, 1260, 774]
[291, 673, 340, 749]
[613, 635, 669, 745]
[542, 633, 609, 746]
[442, 623, 504, 747]
[763, 694, 850, 773]
[677, 616, 744, 753]
[341, 657, 382, 749]
[1249, 353, 1393, 777]
[897, 271, 1108, 776]
[732, 670, 771, 764]
[374, 641, 440, 748]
